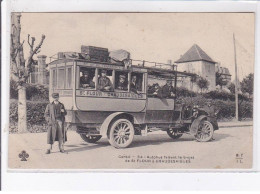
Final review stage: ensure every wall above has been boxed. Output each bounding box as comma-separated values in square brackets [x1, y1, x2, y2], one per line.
[177, 60, 216, 92]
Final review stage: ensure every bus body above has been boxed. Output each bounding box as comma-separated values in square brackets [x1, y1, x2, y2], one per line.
[48, 54, 218, 148]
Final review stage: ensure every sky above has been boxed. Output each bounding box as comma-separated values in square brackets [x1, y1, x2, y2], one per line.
[20, 13, 255, 80]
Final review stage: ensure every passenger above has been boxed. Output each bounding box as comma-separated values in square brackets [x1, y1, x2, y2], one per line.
[162, 79, 175, 98]
[130, 75, 139, 93]
[152, 83, 163, 98]
[117, 74, 128, 91]
[80, 71, 95, 88]
[98, 69, 113, 91]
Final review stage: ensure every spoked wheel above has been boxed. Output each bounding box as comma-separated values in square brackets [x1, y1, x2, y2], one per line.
[195, 120, 214, 142]
[108, 118, 134, 148]
[167, 128, 183, 139]
[80, 134, 102, 143]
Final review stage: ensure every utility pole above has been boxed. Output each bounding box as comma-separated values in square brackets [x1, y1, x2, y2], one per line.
[233, 33, 239, 121]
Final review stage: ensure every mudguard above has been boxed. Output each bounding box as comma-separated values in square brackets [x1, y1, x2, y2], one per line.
[190, 115, 207, 136]
[99, 112, 136, 136]
[190, 115, 219, 136]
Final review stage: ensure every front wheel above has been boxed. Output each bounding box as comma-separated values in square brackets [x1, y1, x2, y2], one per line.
[195, 120, 214, 142]
[108, 118, 134, 148]
[167, 128, 183, 139]
[80, 134, 102, 143]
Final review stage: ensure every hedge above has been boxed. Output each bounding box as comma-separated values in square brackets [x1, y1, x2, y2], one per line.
[10, 80, 49, 101]
[9, 100, 49, 133]
[176, 96, 253, 120]
[10, 95, 253, 133]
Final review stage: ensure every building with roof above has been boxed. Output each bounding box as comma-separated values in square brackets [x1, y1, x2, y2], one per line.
[175, 44, 217, 91]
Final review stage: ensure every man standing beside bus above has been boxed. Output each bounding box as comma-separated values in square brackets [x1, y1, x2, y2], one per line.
[44, 93, 67, 154]
[98, 69, 113, 91]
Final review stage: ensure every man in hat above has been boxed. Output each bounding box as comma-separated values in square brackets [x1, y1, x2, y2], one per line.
[80, 70, 95, 88]
[116, 74, 128, 91]
[44, 93, 67, 154]
[130, 75, 140, 93]
[152, 83, 163, 98]
[98, 69, 113, 91]
[162, 79, 175, 98]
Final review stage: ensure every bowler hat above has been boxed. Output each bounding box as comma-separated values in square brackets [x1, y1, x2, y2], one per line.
[52, 93, 59, 98]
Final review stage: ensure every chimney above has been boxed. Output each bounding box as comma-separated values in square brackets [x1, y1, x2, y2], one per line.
[37, 55, 47, 85]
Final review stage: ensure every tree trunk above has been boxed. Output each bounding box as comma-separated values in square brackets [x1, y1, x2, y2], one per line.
[17, 85, 27, 133]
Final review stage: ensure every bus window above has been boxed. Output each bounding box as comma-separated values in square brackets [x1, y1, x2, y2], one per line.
[130, 72, 143, 93]
[97, 69, 114, 92]
[66, 67, 73, 89]
[51, 69, 57, 88]
[57, 68, 65, 89]
[148, 76, 175, 98]
[79, 67, 96, 89]
[115, 71, 128, 91]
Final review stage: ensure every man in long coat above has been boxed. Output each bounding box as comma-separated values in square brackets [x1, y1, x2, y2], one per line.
[44, 93, 67, 154]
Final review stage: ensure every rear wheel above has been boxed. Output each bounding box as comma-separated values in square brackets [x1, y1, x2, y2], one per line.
[195, 120, 214, 142]
[80, 134, 102, 143]
[108, 118, 134, 148]
[167, 128, 183, 139]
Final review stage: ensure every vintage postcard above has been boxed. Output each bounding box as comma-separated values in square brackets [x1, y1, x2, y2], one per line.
[6, 12, 255, 170]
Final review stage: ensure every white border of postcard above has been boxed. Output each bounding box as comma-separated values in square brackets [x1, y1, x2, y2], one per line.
[1, 0, 260, 190]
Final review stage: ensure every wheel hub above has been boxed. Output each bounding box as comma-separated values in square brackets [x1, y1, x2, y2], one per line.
[118, 130, 126, 137]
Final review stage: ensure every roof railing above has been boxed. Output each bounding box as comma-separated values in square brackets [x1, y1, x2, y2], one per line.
[49, 52, 177, 71]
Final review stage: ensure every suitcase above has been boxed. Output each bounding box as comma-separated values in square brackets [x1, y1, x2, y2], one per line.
[81, 45, 109, 62]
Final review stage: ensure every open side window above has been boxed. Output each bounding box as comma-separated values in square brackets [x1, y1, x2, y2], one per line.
[97, 69, 114, 92]
[115, 71, 128, 91]
[147, 75, 176, 98]
[78, 67, 96, 90]
[130, 72, 144, 93]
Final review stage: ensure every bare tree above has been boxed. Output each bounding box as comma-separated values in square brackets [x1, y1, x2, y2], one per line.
[10, 13, 45, 133]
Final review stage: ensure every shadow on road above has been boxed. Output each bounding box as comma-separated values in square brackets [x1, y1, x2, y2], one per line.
[212, 133, 231, 142]
[64, 132, 231, 152]
[65, 141, 110, 152]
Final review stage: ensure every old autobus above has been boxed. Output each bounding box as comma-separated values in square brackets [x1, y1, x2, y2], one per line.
[48, 51, 218, 148]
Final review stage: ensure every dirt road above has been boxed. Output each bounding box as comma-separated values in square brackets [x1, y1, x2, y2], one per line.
[8, 124, 253, 170]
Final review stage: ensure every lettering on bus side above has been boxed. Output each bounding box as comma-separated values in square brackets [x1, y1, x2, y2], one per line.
[77, 90, 144, 99]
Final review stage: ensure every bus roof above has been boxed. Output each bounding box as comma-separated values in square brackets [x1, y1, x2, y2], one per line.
[48, 54, 196, 78]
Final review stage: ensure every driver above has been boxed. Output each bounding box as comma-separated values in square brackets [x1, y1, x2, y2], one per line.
[80, 71, 95, 88]
[162, 79, 175, 98]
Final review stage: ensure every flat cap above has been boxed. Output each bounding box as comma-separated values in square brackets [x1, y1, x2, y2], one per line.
[52, 93, 59, 98]
[101, 69, 107, 73]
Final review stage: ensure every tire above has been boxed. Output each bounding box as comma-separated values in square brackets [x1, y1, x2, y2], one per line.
[108, 118, 134, 148]
[167, 128, 183, 139]
[80, 134, 102, 143]
[195, 120, 214, 142]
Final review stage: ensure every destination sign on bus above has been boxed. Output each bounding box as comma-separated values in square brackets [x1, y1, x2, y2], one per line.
[76, 90, 145, 99]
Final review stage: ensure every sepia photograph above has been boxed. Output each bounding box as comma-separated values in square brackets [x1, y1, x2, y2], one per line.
[7, 12, 254, 170]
